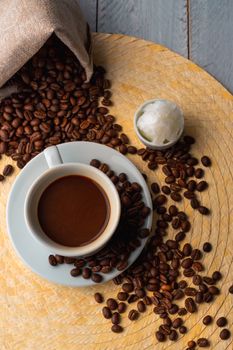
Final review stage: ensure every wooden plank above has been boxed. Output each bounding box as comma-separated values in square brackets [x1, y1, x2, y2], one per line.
[98, 0, 188, 57]
[190, 0, 233, 93]
[78, 0, 97, 31]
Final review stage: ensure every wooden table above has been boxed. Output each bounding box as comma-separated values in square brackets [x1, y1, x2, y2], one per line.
[1, 33, 233, 350]
[79, 0, 233, 94]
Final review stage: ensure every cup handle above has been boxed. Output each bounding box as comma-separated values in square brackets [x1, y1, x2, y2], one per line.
[44, 146, 63, 168]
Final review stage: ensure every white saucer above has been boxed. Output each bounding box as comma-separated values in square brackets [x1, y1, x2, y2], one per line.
[6, 142, 153, 287]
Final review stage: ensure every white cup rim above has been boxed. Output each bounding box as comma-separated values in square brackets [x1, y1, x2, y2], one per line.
[24, 162, 121, 257]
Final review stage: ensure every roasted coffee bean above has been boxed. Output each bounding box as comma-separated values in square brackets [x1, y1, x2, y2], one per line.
[177, 211, 187, 221]
[120, 133, 129, 144]
[193, 262, 204, 272]
[143, 296, 152, 305]
[128, 309, 139, 321]
[209, 286, 219, 295]
[203, 242, 212, 252]
[117, 292, 128, 301]
[185, 298, 197, 313]
[198, 206, 210, 215]
[195, 168, 204, 179]
[106, 298, 118, 310]
[181, 258, 193, 269]
[63, 257, 76, 264]
[184, 190, 195, 199]
[118, 302, 127, 313]
[172, 218, 181, 229]
[175, 231, 186, 242]
[163, 317, 172, 327]
[183, 243, 192, 256]
[184, 135, 195, 144]
[151, 182, 160, 194]
[128, 146, 137, 154]
[219, 329, 231, 340]
[102, 306, 112, 319]
[160, 185, 170, 195]
[199, 283, 208, 293]
[169, 205, 178, 216]
[111, 324, 123, 333]
[216, 317, 227, 327]
[148, 161, 157, 170]
[229, 285, 233, 294]
[178, 178, 187, 187]
[168, 304, 179, 314]
[128, 294, 138, 304]
[94, 292, 103, 303]
[3, 164, 13, 176]
[91, 273, 103, 283]
[156, 205, 166, 214]
[203, 292, 213, 303]
[187, 180, 196, 191]
[135, 288, 145, 298]
[119, 172, 127, 182]
[90, 159, 101, 168]
[179, 326, 187, 334]
[122, 283, 134, 293]
[178, 280, 188, 289]
[185, 287, 197, 296]
[165, 176, 175, 184]
[170, 192, 182, 202]
[169, 330, 178, 341]
[202, 276, 215, 285]
[170, 183, 181, 192]
[159, 324, 171, 335]
[187, 157, 198, 166]
[70, 268, 81, 277]
[0, 174, 4, 181]
[155, 331, 166, 342]
[119, 144, 128, 154]
[181, 221, 191, 232]
[201, 156, 211, 167]
[54, 255, 64, 264]
[196, 181, 208, 192]
[154, 194, 167, 205]
[197, 338, 209, 347]
[191, 198, 200, 209]
[48, 254, 57, 266]
[162, 165, 172, 176]
[191, 249, 202, 261]
[82, 267, 91, 279]
[195, 292, 204, 304]
[212, 271, 222, 282]
[162, 213, 172, 222]
[172, 317, 183, 329]
[183, 268, 195, 277]
[137, 300, 146, 313]
[178, 308, 187, 316]
[193, 275, 202, 285]
[187, 340, 196, 348]
[111, 312, 120, 325]
[203, 315, 212, 325]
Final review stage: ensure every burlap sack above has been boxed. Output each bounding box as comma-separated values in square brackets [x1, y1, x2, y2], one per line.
[0, 0, 93, 89]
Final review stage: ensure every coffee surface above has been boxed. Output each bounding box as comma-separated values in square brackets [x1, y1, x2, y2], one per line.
[38, 175, 110, 247]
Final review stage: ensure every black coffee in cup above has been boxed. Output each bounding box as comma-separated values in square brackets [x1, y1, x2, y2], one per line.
[37, 175, 110, 247]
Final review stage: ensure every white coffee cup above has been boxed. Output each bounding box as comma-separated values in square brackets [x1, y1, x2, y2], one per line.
[24, 145, 121, 257]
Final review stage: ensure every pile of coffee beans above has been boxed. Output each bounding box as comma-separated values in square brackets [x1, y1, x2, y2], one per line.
[48, 159, 151, 282]
[90, 149, 232, 346]
[0, 35, 134, 168]
[137, 136, 210, 214]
